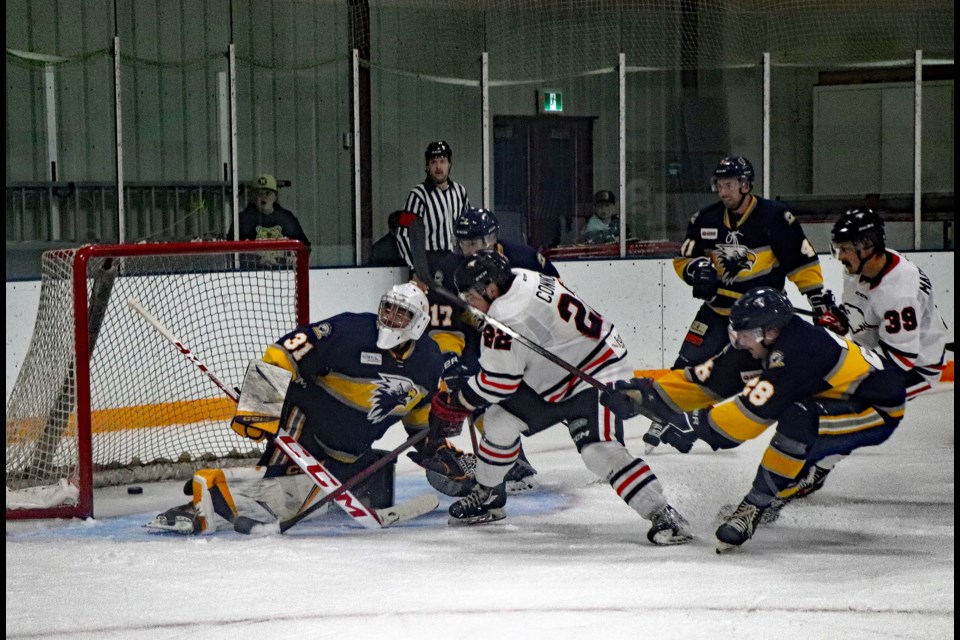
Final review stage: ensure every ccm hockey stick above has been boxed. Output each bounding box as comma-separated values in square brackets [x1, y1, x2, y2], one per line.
[127, 298, 437, 533]
[407, 216, 609, 393]
[274, 427, 429, 534]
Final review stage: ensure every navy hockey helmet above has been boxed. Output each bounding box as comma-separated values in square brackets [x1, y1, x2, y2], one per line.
[424, 140, 453, 162]
[454, 208, 500, 241]
[454, 249, 513, 299]
[729, 287, 794, 333]
[713, 156, 755, 189]
[831, 208, 886, 253]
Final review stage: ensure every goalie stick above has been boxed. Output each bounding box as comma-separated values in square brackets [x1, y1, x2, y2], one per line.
[407, 215, 609, 393]
[272, 427, 430, 534]
[127, 298, 437, 532]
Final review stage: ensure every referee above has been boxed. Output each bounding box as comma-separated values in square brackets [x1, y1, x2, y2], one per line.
[396, 140, 470, 277]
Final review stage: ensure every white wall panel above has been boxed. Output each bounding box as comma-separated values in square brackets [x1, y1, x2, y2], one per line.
[11, 254, 951, 402]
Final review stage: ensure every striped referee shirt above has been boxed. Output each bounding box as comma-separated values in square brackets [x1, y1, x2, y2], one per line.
[397, 178, 469, 270]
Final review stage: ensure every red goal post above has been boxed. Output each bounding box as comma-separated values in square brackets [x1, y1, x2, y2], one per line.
[5, 241, 309, 520]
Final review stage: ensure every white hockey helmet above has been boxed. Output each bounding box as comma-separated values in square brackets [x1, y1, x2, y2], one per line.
[376, 282, 430, 350]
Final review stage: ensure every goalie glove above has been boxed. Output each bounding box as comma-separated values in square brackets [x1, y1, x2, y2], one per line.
[807, 289, 849, 335]
[429, 390, 473, 438]
[684, 257, 719, 301]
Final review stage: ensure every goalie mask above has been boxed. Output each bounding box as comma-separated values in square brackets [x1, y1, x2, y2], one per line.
[376, 282, 430, 350]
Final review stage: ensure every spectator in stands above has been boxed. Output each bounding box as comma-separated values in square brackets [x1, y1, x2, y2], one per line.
[581, 190, 621, 244]
[370, 211, 408, 267]
[228, 174, 311, 251]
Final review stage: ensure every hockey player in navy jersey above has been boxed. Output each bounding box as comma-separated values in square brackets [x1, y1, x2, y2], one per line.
[672, 156, 842, 369]
[148, 282, 473, 534]
[602, 287, 907, 552]
[438, 249, 693, 546]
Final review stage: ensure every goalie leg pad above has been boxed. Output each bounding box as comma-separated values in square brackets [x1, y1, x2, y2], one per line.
[192, 469, 241, 534]
[324, 449, 397, 510]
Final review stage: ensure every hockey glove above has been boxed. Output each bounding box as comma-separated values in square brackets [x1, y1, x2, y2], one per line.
[599, 377, 661, 421]
[685, 257, 719, 301]
[655, 409, 703, 454]
[408, 442, 473, 480]
[429, 391, 472, 438]
[808, 290, 849, 335]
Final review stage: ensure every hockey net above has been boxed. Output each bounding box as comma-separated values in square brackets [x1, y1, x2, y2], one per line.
[6, 241, 309, 520]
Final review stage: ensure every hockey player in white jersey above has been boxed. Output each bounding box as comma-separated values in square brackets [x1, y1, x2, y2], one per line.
[828, 208, 949, 396]
[768, 208, 950, 514]
[442, 249, 692, 545]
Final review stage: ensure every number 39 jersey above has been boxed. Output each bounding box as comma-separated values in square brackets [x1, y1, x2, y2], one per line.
[466, 269, 633, 405]
[840, 249, 949, 383]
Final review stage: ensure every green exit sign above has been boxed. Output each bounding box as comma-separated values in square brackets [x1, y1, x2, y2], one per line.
[540, 90, 563, 113]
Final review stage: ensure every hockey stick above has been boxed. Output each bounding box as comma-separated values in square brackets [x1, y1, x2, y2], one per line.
[127, 298, 436, 532]
[275, 427, 428, 533]
[409, 219, 609, 393]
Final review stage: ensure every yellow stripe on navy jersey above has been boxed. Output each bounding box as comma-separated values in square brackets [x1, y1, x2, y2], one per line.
[429, 329, 466, 357]
[786, 262, 825, 295]
[707, 397, 772, 443]
[654, 368, 723, 412]
[263, 344, 300, 380]
[674, 194, 823, 311]
[657, 316, 906, 445]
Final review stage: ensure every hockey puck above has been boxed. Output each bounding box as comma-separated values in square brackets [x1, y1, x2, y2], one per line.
[127, 486, 144, 495]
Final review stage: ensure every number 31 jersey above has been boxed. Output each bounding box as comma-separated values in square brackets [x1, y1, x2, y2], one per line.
[467, 269, 632, 405]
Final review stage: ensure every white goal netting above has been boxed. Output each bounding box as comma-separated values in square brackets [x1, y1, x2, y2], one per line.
[6, 242, 307, 517]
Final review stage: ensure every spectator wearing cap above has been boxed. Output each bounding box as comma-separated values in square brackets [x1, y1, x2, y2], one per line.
[369, 211, 408, 267]
[581, 189, 620, 244]
[228, 173, 311, 250]
[396, 141, 470, 278]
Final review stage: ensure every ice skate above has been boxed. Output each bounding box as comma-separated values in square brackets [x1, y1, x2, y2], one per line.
[716, 498, 765, 553]
[647, 504, 694, 545]
[145, 502, 200, 535]
[447, 482, 506, 526]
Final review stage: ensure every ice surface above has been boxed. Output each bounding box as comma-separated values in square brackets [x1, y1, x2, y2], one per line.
[6, 389, 954, 640]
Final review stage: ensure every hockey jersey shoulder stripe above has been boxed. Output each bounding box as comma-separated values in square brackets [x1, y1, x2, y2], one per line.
[869, 251, 901, 289]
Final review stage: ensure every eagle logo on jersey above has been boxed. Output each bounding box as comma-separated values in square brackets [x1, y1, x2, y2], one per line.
[367, 373, 419, 423]
[714, 230, 757, 285]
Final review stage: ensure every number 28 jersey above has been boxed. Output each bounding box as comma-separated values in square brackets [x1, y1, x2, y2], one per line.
[466, 270, 632, 405]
